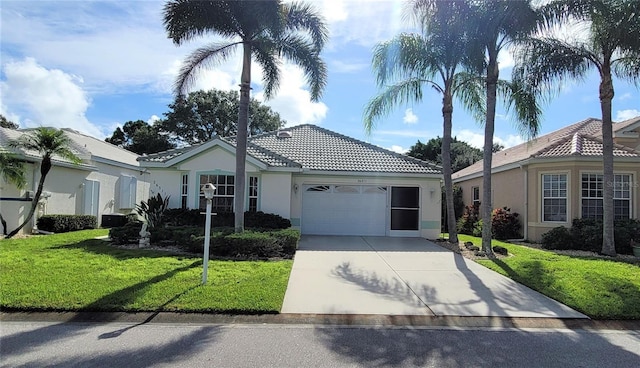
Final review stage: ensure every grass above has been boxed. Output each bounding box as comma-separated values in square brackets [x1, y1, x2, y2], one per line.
[457, 234, 640, 319]
[0, 229, 292, 314]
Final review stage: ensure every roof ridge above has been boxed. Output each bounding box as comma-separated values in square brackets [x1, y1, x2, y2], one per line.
[245, 141, 302, 168]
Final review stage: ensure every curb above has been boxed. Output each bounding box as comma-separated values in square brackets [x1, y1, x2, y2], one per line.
[2, 312, 639, 330]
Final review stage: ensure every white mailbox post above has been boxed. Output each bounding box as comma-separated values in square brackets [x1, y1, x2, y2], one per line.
[201, 183, 216, 284]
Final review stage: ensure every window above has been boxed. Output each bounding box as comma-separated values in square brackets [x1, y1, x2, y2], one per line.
[181, 174, 188, 209]
[391, 187, 420, 230]
[581, 173, 632, 220]
[249, 176, 259, 212]
[472, 186, 480, 206]
[542, 174, 567, 222]
[199, 174, 234, 212]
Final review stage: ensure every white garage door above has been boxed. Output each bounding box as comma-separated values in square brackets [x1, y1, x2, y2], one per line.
[302, 185, 387, 236]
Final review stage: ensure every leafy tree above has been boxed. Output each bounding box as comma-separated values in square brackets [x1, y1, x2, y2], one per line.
[365, 0, 484, 244]
[465, 0, 542, 255]
[0, 114, 19, 129]
[164, 0, 327, 232]
[6, 128, 81, 238]
[492, 143, 504, 152]
[514, 0, 640, 256]
[0, 152, 26, 235]
[407, 137, 483, 172]
[105, 120, 175, 155]
[160, 89, 285, 145]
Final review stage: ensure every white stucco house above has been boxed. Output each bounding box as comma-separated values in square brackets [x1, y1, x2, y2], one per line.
[0, 127, 150, 235]
[139, 124, 443, 238]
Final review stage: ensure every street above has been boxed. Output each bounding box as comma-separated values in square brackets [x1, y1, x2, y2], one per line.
[1, 321, 639, 367]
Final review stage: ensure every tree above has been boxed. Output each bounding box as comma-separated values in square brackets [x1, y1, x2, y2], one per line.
[465, 0, 542, 255]
[160, 89, 286, 145]
[5, 127, 81, 238]
[0, 114, 19, 129]
[492, 143, 504, 153]
[407, 137, 483, 172]
[513, 0, 640, 256]
[164, 0, 327, 232]
[105, 120, 175, 155]
[365, 0, 484, 245]
[0, 152, 26, 235]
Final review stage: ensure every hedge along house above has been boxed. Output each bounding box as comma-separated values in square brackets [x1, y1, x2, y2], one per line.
[452, 117, 640, 242]
[0, 127, 150, 235]
[138, 124, 443, 238]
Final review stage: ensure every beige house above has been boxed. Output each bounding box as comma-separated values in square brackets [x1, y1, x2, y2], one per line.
[453, 117, 640, 242]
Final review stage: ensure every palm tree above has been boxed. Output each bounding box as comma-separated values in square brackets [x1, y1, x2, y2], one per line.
[5, 127, 80, 238]
[513, 0, 640, 256]
[364, 0, 484, 245]
[465, 0, 541, 255]
[163, 0, 327, 232]
[0, 151, 26, 236]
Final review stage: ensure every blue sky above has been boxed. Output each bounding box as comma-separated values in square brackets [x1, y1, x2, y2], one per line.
[1, 0, 638, 153]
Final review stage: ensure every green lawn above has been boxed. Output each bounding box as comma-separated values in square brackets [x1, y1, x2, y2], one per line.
[0, 229, 292, 314]
[457, 234, 640, 319]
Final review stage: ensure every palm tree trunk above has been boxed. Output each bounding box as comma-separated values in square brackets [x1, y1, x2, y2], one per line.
[482, 52, 499, 256]
[234, 43, 251, 233]
[442, 92, 458, 244]
[0, 213, 7, 236]
[6, 158, 50, 238]
[600, 66, 616, 256]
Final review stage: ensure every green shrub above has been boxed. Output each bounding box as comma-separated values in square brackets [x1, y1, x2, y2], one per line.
[541, 218, 640, 254]
[37, 215, 97, 233]
[136, 193, 170, 229]
[491, 207, 521, 240]
[541, 226, 573, 250]
[457, 204, 480, 236]
[163, 209, 291, 229]
[109, 221, 143, 245]
[184, 229, 299, 259]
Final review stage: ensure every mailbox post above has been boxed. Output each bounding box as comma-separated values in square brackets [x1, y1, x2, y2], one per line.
[201, 183, 216, 284]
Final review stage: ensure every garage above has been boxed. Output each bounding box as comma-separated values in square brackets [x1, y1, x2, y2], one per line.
[301, 184, 387, 236]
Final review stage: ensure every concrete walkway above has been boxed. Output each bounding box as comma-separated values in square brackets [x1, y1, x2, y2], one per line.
[281, 236, 587, 318]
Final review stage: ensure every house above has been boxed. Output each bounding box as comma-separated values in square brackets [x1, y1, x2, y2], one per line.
[453, 116, 640, 242]
[138, 124, 443, 238]
[0, 127, 150, 235]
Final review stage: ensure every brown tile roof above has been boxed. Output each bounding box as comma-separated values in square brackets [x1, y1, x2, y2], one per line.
[453, 116, 640, 180]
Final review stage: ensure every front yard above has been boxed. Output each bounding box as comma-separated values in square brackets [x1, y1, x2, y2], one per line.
[457, 235, 640, 319]
[0, 229, 292, 314]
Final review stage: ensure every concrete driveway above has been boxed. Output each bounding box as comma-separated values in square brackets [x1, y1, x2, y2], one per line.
[281, 236, 587, 318]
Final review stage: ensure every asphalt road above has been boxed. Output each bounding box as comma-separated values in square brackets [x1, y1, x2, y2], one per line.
[1, 321, 639, 367]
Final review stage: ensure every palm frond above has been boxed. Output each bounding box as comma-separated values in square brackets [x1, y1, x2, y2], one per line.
[8, 127, 81, 164]
[282, 1, 328, 49]
[272, 34, 327, 101]
[174, 42, 239, 96]
[0, 152, 26, 189]
[251, 38, 282, 99]
[163, 0, 238, 45]
[452, 72, 486, 123]
[498, 79, 542, 140]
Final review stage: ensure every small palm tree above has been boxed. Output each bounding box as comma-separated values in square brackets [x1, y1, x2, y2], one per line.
[163, 0, 327, 232]
[514, 0, 640, 256]
[6, 127, 81, 238]
[465, 0, 542, 255]
[0, 151, 26, 236]
[364, 0, 485, 245]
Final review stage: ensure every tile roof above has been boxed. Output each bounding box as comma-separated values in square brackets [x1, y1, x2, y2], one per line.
[140, 124, 441, 174]
[453, 116, 640, 180]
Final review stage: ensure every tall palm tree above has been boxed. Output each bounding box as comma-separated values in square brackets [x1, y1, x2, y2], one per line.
[163, 0, 327, 232]
[6, 127, 80, 238]
[465, 0, 541, 255]
[513, 0, 640, 256]
[364, 0, 484, 245]
[0, 151, 26, 236]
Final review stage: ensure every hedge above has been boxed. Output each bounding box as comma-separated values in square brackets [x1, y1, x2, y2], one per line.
[162, 209, 291, 229]
[541, 218, 640, 254]
[37, 215, 97, 233]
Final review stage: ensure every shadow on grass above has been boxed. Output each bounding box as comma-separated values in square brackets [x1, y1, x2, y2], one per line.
[1, 260, 202, 358]
[52, 238, 198, 260]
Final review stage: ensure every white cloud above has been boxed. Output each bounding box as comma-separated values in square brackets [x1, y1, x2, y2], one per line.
[455, 129, 524, 149]
[616, 109, 640, 121]
[330, 60, 369, 74]
[618, 93, 633, 101]
[147, 115, 160, 124]
[387, 145, 407, 154]
[1, 58, 103, 138]
[403, 108, 418, 124]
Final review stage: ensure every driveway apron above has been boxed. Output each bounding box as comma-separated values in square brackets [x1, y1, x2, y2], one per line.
[281, 236, 587, 318]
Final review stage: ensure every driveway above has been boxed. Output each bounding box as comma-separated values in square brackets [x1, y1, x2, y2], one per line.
[281, 236, 587, 318]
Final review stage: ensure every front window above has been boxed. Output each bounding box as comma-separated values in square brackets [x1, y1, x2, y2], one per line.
[181, 173, 188, 209]
[542, 174, 567, 222]
[472, 186, 480, 206]
[199, 174, 234, 212]
[249, 176, 259, 212]
[581, 173, 632, 220]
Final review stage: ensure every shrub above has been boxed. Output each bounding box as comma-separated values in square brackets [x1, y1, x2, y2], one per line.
[441, 185, 464, 232]
[37, 215, 97, 233]
[491, 207, 521, 240]
[541, 226, 573, 250]
[183, 229, 300, 259]
[109, 221, 143, 245]
[136, 193, 170, 229]
[163, 209, 291, 229]
[457, 204, 480, 236]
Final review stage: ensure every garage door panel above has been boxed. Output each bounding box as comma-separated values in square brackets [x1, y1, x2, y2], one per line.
[302, 185, 386, 236]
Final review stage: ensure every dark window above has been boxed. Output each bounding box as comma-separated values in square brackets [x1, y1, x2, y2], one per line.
[391, 187, 420, 231]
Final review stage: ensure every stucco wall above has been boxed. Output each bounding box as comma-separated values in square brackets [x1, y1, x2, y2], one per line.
[260, 172, 292, 218]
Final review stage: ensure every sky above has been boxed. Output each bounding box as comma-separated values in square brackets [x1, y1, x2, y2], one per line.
[1, 0, 639, 154]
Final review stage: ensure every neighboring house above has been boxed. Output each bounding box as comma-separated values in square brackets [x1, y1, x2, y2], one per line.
[0, 127, 150, 235]
[453, 116, 640, 242]
[139, 124, 443, 238]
